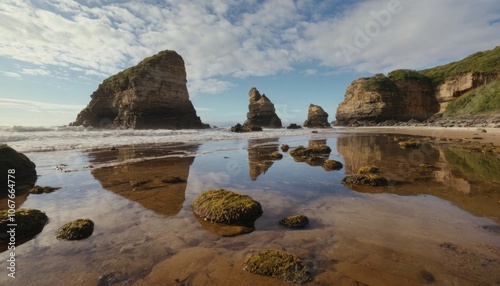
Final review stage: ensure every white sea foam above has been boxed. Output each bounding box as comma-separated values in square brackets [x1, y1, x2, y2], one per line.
[0, 125, 348, 153]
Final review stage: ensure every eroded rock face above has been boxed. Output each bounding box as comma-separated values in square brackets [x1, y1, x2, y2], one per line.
[303, 104, 330, 128]
[71, 50, 209, 129]
[435, 72, 500, 112]
[243, 87, 282, 128]
[336, 77, 438, 125]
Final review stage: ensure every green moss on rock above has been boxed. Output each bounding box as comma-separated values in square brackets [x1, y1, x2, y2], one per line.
[244, 249, 311, 283]
[323, 160, 343, 171]
[270, 152, 283, 159]
[290, 144, 331, 158]
[29, 186, 61, 194]
[0, 209, 48, 239]
[279, 215, 309, 228]
[357, 166, 380, 174]
[342, 174, 389, 186]
[191, 189, 263, 225]
[56, 219, 94, 240]
[362, 73, 401, 94]
[398, 141, 422, 149]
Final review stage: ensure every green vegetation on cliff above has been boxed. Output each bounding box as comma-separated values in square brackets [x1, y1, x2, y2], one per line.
[388, 69, 433, 85]
[362, 73, 401, 93]
[420, 46, 500, 85]
[444, 80, 500, 117]
[103, 50, 177, 91]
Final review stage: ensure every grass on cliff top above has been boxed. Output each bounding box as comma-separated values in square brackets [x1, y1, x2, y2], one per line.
[102, 50, 177, 91]
[444, 80, 500, 117]
[419, 46, 500, 85]
[388, 69, 433, 86]
[362, 73, 401, 94]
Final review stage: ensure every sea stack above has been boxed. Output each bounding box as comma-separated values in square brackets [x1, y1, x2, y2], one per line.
[303, 104, 331, 128]
[243, 87, 282, 128]
[70, 50, 209, 129]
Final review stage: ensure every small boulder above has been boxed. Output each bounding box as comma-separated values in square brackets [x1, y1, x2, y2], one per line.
[29, 185, 61, 194]
[56, 218, 94, 240]
[342, 174, 389, 186]
[279, 215, 309, 228]
[0, 209, 48, 240]
[357, 166, 379, 174]
[244, 249, 311, 283]
[270, 152, 283, 160]
[286, 123, 302, 129]
[280, 144, 290, 152]
[323, 160, 343, 171]
[191, 189, 263, 225]
[290, 145, 331, 158]
[0, 144, 37, 194]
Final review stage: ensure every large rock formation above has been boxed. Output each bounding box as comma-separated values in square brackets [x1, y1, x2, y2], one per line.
[336, 73, 438, 125]
[71, 50, 209, 129]
[303, 104, 330, 128]
[243, 87, 282, 128]
[0, 144, 37, 194]
[336, 46, 500, 125]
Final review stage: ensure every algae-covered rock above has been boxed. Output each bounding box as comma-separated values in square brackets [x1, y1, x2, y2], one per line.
[357, 165, 380, 174]
[399, 141, 422, 149]
[279, 215, 309, 228]
[56, 218, 94, 240]
[0, 209, 48, 240]
[290, 145, 331, 158]
[342, 174, 389, 186]
[29, 185, 61, 194]
[270, 152, 283, 160]
[191, 189, 263, 225]
[243, 249, 311, 283]
[323, 160, 343, 171]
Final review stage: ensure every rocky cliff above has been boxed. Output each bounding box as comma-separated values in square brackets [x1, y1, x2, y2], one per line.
[336, 46, 500, 125]
[303, 104, 330, 128]
[243, 87, 282, 128]
[71, 50, 209, 129]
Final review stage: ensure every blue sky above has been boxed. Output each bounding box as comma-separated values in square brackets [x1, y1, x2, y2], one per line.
[0, 0, 499, 126]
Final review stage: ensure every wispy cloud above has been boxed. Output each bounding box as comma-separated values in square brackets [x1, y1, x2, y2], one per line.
[0, 0, 498, 96]
[0, 98, 85, 111]
[1, 71, 21, 78]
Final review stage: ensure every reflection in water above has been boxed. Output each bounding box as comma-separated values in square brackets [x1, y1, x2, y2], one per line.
[337, 135, 500, 222]
[89, 145, 198, 216]
[247, 138, 279, 181]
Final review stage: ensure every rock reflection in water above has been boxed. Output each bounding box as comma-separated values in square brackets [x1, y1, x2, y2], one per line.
[247, 138, 279, 181]
[337, 135, 500, 222]
[89, 145, 197, 216]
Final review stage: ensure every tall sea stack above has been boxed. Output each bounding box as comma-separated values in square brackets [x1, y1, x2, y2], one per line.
[243, 87, 282, 128]
[71, 50, 209, 129]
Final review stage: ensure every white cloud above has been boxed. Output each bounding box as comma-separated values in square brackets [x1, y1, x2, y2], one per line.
[0, 98, 85, 111]
[0, 71, 21, 78]
[0, 0, 498, 97]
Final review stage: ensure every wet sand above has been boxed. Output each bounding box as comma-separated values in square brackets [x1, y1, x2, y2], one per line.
[1, 129, 499, 285]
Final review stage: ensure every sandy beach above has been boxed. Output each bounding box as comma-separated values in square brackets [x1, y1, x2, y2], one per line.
[1, 127, 499, 285]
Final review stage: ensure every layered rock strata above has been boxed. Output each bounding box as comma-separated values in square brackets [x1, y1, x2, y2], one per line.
[243, 87, 282, 128]
[71, 50, 209, 129]
[303, 104, 330, 128]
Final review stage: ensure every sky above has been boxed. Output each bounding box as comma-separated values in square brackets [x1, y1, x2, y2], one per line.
[0, 0, 499, 127]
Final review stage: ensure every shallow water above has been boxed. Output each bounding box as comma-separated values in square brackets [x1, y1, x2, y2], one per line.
[1, 133, 499, 285]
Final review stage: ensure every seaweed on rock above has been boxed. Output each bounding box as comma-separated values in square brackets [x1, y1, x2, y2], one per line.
[244, 249, 311, 283]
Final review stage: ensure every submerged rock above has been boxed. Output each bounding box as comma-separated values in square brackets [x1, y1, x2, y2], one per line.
[342, 174, 389, 186]
[29, 185, 61, 194]
[279, 215, 309, 228]
[244, 249, 311, 283]
[161, 176, 185, 184]
[323, 160, 343, 171]
[56, 218, 94, 240]
[290, 145, 332, 158]
[230, 123, 263, 133]
[280, 144, 290, 152]
[191, 189, 263, 225]
[0, 209, 48, 240]
[270, 152, 283, 160]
